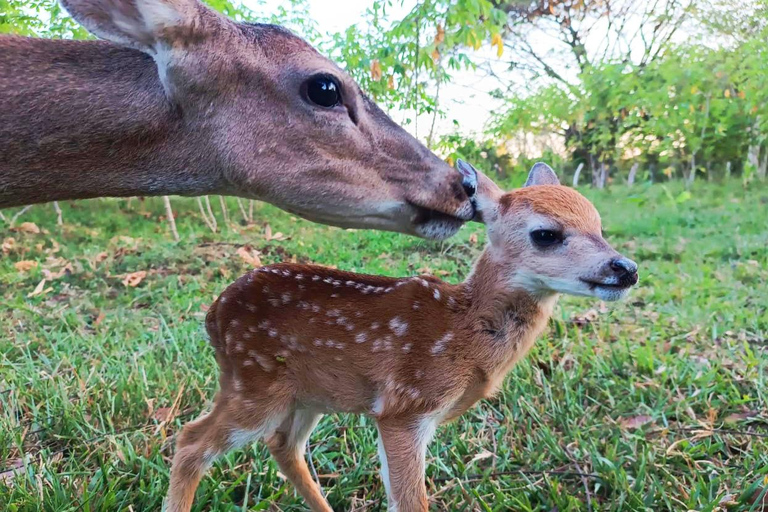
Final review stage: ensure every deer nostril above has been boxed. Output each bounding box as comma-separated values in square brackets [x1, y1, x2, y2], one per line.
[610, 257, 638, 276]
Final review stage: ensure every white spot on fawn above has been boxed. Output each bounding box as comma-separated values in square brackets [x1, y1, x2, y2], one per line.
[431, 332, 454, 355]
[433, 289, 441, 300]
[268, 298, 280, 307]
[402, 343, 412, 353]
[246, 304, 258, 313]
[295, 273, 304, 281]
[258, 320, 270, 330]
[370, 322, 380, 330]
[389, 317, 408, 337]
[242, 359, 254, 367]
[268, 328, 278, 338]
[356, 332, 368, 343]
[413, 302, 421, 310]
[281, 292, 292, 304]
[312, 275, 321, 281]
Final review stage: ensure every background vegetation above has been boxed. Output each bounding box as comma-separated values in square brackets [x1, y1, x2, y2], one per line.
[1, 0, 767, 510]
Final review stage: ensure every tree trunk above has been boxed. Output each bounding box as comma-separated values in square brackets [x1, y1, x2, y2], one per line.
[597, 162, 608, 189]
[759, 148, 767, 180]
[572, 162, 584, 187]
[627, 163, 639, 186]
[686, 153, 696, 188]
[725, 161, 731, 180]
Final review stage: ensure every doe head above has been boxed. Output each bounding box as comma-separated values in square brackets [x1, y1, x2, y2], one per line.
[59, 0, 474, 239]
[459, 160, 638, 301]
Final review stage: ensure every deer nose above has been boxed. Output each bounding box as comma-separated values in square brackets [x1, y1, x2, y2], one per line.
[609, 257, 639, 283]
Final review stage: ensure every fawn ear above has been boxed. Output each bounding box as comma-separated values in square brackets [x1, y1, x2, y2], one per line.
[61, 0, 204, 54]
[456, 160, 503, 224]
[524, 162, 560, 187]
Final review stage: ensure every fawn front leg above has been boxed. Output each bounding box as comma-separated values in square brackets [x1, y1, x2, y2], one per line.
[376, 416, 438, 512]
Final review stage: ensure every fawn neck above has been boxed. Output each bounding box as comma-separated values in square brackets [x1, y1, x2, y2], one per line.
[0, 37, 224, 208]
[458, 248, 558, 375]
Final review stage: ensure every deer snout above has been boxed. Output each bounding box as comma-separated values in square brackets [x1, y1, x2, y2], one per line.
[608, 257, 639, 286]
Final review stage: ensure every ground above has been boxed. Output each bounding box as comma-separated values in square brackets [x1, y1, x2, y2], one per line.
[1, 179, 767, 511]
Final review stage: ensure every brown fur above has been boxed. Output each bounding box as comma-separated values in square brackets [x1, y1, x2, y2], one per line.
[0, 0, 472, 239]
[166, 178, 639, 512]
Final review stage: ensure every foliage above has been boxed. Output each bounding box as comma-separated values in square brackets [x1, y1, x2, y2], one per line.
[1, 181, 767, 510]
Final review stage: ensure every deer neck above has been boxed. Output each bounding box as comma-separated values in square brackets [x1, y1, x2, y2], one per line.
[459, 249, 559, 374]
[0, 36, 224, 208]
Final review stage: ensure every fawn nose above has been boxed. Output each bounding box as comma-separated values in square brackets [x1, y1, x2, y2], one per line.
[609, 257, 639, 284]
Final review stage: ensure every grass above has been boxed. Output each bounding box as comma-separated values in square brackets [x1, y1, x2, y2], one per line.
[1, 179, 767, 511]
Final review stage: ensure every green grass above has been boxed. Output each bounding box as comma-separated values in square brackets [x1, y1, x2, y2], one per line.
[1, 179, 767, 511]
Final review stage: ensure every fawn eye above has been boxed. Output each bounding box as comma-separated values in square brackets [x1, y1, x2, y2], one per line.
[530, 229, 563, 248]
[304, 74, 342, 108]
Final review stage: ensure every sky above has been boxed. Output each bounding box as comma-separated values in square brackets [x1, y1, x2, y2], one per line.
[249, 0, 508, 140]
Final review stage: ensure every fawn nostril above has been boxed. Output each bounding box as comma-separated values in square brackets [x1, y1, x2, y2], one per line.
[610, 257, 638, 277]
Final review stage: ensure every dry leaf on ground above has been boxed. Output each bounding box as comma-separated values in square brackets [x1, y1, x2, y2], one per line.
[122, 270, 147, 287]
[14, 260, 38, 272]
[620, 414, 654, 429]
[17, 222, 40, 234]
[236, 246, 262, 267]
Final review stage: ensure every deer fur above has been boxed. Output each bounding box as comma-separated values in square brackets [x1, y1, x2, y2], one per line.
[165, 162, 639, 512]
[0, 0, 474, 239]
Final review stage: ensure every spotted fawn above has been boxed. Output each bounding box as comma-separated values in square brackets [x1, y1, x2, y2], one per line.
[165, 161, 639, 512]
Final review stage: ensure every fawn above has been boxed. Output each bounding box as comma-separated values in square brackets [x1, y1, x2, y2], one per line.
[165, 162, 638, 512]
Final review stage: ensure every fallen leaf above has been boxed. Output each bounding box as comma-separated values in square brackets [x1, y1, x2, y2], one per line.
[468, 449, 495, 466]
[95, 251, 109, 263]
[723, 410, 759, 424]
[469, 233, 478, 245]
[2, 238, 15, 254]
[0, 458, 25, 485]
[94, 311, 106, 327]
[17, 222, 40, 234]
[264, 224, 287, 241]
[153, 407, 173, 422]
[236, 246, 262, 267]
[27, 278, 50, 298]
[122, 270, 147, 287]
[14, 260, 38, 272]
[620, 414, 654, 429]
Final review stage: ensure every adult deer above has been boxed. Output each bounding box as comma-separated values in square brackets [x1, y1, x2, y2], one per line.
[0, 0, 475, 239]
[166, 162, 639, 511]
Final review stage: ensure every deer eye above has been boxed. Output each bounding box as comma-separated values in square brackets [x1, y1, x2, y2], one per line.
[530, 229, 563, 248]
[304, 74, 342, 108]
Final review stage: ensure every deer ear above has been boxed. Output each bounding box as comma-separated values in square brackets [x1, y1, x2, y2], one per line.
[456, 160, 503, 224]
[524, 162, 560, 187]
[61, 0, 203, 54]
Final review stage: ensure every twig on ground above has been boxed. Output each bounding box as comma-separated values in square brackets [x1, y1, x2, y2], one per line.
[565, 445, 593, 512]
[196, 196, 217, 233]
[306, 441, 325, 499]
[53, 201, 63, 226]
[163, 196, 180, 241]
[8, 205, 33, 227]
[218, 196, 230, 227]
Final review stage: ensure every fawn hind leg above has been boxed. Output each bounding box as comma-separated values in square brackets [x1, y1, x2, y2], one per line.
[266, 408, 332, 512]
[165, 397, 288, 512]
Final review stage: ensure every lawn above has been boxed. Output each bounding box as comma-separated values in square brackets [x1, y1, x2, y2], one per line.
[1, 179, 767, 511]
